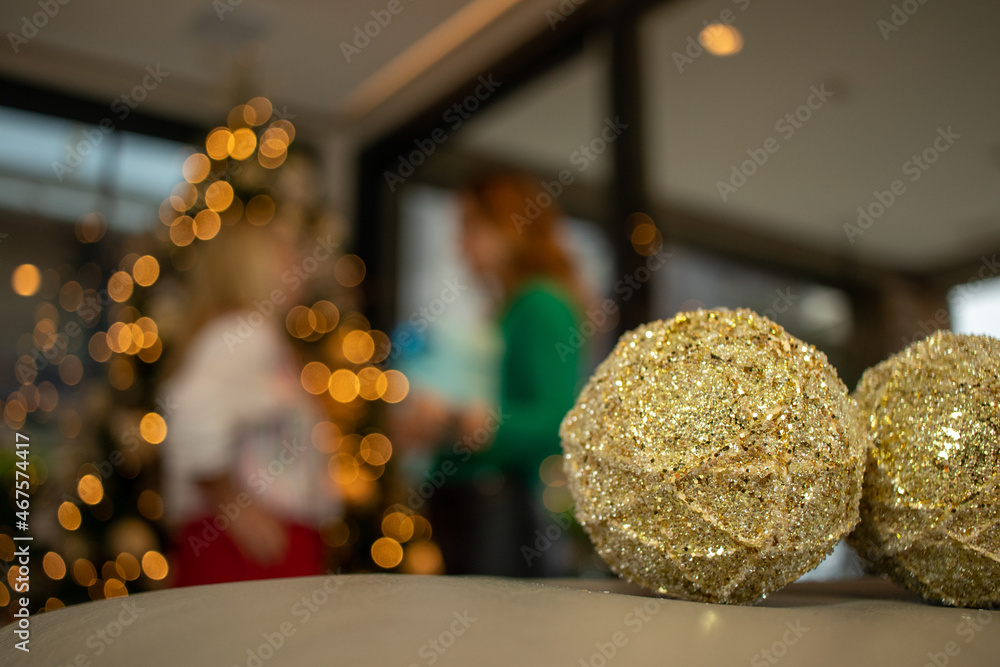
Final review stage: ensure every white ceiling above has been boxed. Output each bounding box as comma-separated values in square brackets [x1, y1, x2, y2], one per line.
[2, 0, 998, 272]
[455, 0, 1000, 272]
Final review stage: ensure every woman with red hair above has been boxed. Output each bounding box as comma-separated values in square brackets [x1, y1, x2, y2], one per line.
[427, 172, 587, 576]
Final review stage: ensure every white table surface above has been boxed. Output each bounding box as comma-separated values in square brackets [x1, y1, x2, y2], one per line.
[2, 574, 997, 666]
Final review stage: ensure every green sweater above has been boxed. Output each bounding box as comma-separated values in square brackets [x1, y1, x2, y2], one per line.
[439, 279, 582, 487]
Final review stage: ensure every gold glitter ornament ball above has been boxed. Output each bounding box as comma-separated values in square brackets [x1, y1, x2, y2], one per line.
[560, 308, 867, 604]
[849, 331, 1000, 608]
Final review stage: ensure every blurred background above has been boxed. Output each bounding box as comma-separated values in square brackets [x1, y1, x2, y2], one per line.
[2, 0, 999, 620]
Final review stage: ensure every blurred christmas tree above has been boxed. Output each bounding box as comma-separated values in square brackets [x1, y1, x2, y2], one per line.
[1, 97, 441, 625]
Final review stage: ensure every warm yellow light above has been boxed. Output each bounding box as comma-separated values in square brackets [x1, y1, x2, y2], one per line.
[58, 502, 82, 531]
[245, 97, 273, 126]
[342, 330, 375, 364]
[328, 369, 360, 403]
[334, 255, 366, 288]
[182, 153, 211, 183]
[116, 552, 141, 581]
[377, 370, 409, 403]
[230, 127, 257, 160]
[43, 552, 67, 580]
[171, 182, 198, 210]
[141, 551, 169, 580]
[206, 127, 234, 160]
[300, 361, 332, 395]
[371, 537, 403, 569]
[140, 412, 167, 444]
[699, 23, 744, 56]
[270, 119, 296, 143]
[194, 209, 222, 240]
[77, 474, 104, 505]
[12, 264, 41, 296]
[258, 151, 287, 169]
[360, 433, 392, 466]
[381, 512, 414, 542]
[401, 541, 444, 575]
[169, 215, 196, 247]
[72, 558, 97, 586]
[108, 271, 134, 303]
[132, 256, 160, 287]
[331, 452, 359, 485]
[357, 366, 384, 401]
[137, 337, 163, 363]
[259, 127, 289, 158]
[286, 305, 316, 339]
[205, 181, 234, 212]
[104, 579, 128, 598]
[311, 301, 340, 333]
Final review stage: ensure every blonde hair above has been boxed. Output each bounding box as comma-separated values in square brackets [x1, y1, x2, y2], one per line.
[165, 223, 293, 374]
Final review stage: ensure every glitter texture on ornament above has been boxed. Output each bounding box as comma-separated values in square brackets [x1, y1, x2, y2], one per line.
[560, 308, 867, 604]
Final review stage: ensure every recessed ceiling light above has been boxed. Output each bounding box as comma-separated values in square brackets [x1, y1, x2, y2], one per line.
[698, 23, 744, 57]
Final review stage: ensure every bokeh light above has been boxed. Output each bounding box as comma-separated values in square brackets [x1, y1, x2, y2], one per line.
[328, 369, 360, 403]
[58, 502, 82, 530]
[77, 474, 104, 505]
[43, 552, 67, 580]
[360, 433, 392, 466]
[137, 489, 164, 521]
[376, 370, 409, 403]
[72, 559, 97, 587]
[12, 264, 41, 296]
[334, 255, 366, 287]
[140, 412, 167, 444]
[300, 361, 332, 395]
[182, 153, 211, 183]
[141, 551, 169, 580]
[371, 537, 403, 569]
[699, 23, 744, 56]
[205, 127, 234, 160]
[205, 180, 234, 212]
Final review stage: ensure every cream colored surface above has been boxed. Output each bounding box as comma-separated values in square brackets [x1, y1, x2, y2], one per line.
[2, 575, 998, 666]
